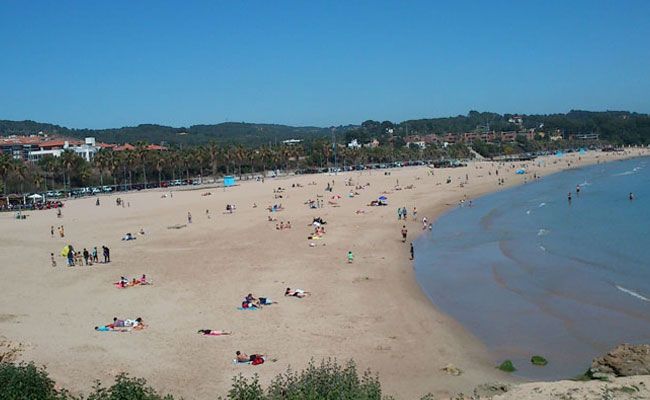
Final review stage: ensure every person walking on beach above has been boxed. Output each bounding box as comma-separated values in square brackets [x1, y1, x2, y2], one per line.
[347, 251, 354, 264]
[401, 225, 408, 243]
[83, 248, 90, 266]
[51, 253, 57, 267]
[92, 247, 98, 263]
[422, 217, 428, 230]
[412, 207, 417, 221]
[59, 226, 65, 238]
[50, 225, 54, 238]
[187, 211, 192, 224]
[410, 243, 414, 260]
[103, 246, 110, 263]
[67, 246, 75, 267]
[206, 209, 210, 219]
[397, 208, 402, 220]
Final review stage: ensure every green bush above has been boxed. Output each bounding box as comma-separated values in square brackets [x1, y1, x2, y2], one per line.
[225, 359, 384, 400]
[0, 362, 71, 400]
[87, 373, 174, 400]
[2, 359, 391, 400]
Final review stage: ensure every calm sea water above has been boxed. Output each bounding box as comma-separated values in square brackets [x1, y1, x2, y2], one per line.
[414, 156, 650, 379]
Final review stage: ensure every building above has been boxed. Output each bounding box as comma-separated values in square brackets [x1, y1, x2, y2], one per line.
[281, 139, 302, 145]
[347, 139, 362, 149]
[27, 137, 99, 162]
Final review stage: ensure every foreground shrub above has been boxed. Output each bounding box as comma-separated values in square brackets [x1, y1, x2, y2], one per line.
[87, 373, 174, 400]
[226, 359, 384, 400]
[0, 362, 71, 400]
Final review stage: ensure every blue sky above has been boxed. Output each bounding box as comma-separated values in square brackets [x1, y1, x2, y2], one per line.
[1, 0, 649, 128]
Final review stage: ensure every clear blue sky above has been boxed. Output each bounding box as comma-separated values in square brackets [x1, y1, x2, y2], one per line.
[1, 0, 649, 129]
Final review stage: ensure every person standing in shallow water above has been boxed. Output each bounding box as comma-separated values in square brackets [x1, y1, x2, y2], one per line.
[629, 192, 635, 201]
[568, 192, 572, 204]
[410, 242, 414, 260]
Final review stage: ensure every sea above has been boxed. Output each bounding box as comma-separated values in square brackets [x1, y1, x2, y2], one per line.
[414, 156, 650, 379]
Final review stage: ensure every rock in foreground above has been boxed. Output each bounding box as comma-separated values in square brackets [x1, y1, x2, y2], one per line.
[590, 344, 650, 378]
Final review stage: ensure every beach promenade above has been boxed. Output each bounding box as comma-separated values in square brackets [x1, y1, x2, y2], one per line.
[0, 148, 647, 399]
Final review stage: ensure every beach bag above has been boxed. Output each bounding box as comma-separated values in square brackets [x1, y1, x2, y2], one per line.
[252, 357, 264, 365]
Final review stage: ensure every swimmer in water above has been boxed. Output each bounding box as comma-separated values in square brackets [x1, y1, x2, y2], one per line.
[568, 192, 572, 203]
[576, 185, 580, 194]
[629, 192, 635, 201]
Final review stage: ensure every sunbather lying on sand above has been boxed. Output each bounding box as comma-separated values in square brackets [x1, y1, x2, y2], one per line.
[96, 317, 145, 331]
[285, 288, 311, 298]
[243, 294, 277, 308]
[197, 329, 232, 336]
[235, 351, 266, 363]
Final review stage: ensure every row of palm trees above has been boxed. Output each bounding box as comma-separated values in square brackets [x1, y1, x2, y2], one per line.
[1, 139, 452, 195]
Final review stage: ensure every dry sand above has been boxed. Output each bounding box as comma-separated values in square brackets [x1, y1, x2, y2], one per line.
[1, 149, 648, 399]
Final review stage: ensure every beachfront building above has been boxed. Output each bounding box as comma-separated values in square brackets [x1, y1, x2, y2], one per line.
[27, 137, 100, 162]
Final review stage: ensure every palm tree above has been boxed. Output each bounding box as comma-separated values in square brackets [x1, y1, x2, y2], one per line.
[93, 149, 111, 187]
[60, 150, 79, 191]
[153, 151, 167, 187]
[135, 142, 149, 188]
[207, 142, 220, 182]
[0, 154, 14, 195]
[232, 145, 247, 178]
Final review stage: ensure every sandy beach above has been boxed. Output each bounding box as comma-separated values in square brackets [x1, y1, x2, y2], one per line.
[1, 149, 648, 399]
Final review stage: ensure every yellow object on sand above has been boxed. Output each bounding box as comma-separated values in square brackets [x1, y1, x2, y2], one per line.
[60, 245, 70, 257]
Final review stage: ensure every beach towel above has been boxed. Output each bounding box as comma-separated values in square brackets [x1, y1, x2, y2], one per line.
[237, 307, 258, 311]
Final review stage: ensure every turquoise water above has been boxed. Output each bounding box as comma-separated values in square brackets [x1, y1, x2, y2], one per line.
[414, 156, 650, 379]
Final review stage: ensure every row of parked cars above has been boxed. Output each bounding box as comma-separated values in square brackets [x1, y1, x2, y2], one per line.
[42, 180, 201, 199]
[295, 160, 466, 175]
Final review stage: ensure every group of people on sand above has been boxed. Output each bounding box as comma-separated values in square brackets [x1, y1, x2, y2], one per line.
[95, 317, 145, 332]
[275, 221, 292, 230]
[56, 245, 110, 267]
[115, 274, 150, 288]
[51, 225, 65, 238]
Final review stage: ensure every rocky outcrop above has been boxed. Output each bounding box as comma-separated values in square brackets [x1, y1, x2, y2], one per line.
[589, 344, 650, 379]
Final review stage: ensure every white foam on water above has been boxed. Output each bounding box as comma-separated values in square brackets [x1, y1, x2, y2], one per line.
[539, 245, 546, 252]
[526, 210, 531, 215]
[537, 228, 550, 237]
[538, 202, 546, 208]
[616, 285, 650, 302]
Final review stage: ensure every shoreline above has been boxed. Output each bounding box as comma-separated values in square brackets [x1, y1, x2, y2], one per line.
[407, 150, 650, 383]
[0, 148, 648, 399]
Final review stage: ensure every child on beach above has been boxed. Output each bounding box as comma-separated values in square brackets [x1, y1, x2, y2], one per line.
[347, 251, 354, 263]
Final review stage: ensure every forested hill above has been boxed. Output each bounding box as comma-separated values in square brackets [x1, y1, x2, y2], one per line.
[0, 120, 351, 146]
[1, 110, 649, 145]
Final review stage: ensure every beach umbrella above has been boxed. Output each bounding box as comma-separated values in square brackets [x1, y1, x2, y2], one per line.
[378, 195, 388, 201]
